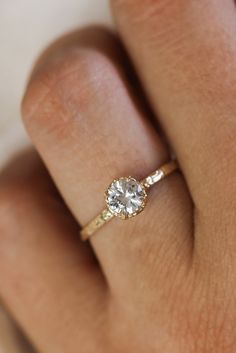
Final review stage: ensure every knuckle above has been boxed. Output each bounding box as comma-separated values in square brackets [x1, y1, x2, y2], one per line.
[22, 47, 112, 137]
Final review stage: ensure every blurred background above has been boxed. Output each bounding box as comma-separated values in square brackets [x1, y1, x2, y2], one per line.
[0, 1, 112, 351]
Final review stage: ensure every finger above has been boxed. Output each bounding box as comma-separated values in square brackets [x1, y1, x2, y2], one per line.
[0, 150, 106, 353]
[22, 28, 192, 295]
[111, 0, 236, 207]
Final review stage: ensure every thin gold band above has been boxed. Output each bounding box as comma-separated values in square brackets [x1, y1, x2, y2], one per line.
[81, 160, 178, 241]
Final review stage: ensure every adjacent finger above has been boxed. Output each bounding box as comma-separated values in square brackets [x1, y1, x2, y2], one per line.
[111, 0, 236, 207]
[0, 150, 107, 353]
[110, 0, 236, 264]
[22, 28, 192, 295]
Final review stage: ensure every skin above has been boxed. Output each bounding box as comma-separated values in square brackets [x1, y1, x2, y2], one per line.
[0, 0, 236, 352]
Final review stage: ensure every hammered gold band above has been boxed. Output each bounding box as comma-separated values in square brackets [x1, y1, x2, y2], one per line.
[81, 160, 178, 241]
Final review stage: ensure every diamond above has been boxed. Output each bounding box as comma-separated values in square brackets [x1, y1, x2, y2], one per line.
[105, 177, 147, 219]
[143, 170, 164, 188]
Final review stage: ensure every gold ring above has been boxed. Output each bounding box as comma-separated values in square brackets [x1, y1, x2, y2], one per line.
[81, 160, 178, 241]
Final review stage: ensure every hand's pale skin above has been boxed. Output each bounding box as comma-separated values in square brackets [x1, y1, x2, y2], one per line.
[1, 1, 236, 352]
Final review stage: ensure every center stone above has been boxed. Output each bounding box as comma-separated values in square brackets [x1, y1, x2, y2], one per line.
[105, 177, 147, 219]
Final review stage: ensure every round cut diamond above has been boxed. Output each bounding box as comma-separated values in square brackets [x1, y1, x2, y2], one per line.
[105, 177, 147, 219]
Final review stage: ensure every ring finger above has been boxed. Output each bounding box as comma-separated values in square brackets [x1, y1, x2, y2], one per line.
[22, 27, 192, 295]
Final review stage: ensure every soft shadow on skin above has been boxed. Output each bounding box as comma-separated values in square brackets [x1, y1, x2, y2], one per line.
[0, 302, 36, 353]
[0, 148, 77, 223]
[0, 147, 101, 260]
[0, 148, 59, 199]
[1, 148, 47, 181]
[0, 150, 45, 353]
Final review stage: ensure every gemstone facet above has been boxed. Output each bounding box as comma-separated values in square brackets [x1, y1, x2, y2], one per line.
[105, 177, 147, 219]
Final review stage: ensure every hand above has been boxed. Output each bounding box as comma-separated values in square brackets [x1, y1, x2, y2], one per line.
[1, 1, 236, 352]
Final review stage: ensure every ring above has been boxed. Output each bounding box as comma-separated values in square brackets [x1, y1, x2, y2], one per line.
[81, 160, 178, 240]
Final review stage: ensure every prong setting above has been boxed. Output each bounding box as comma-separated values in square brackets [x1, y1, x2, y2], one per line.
[105, 176, 147, 219]
[81, 160, 178, 240]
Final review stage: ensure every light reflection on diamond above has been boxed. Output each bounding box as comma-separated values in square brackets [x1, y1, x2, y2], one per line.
[106, 177, 146, 218]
